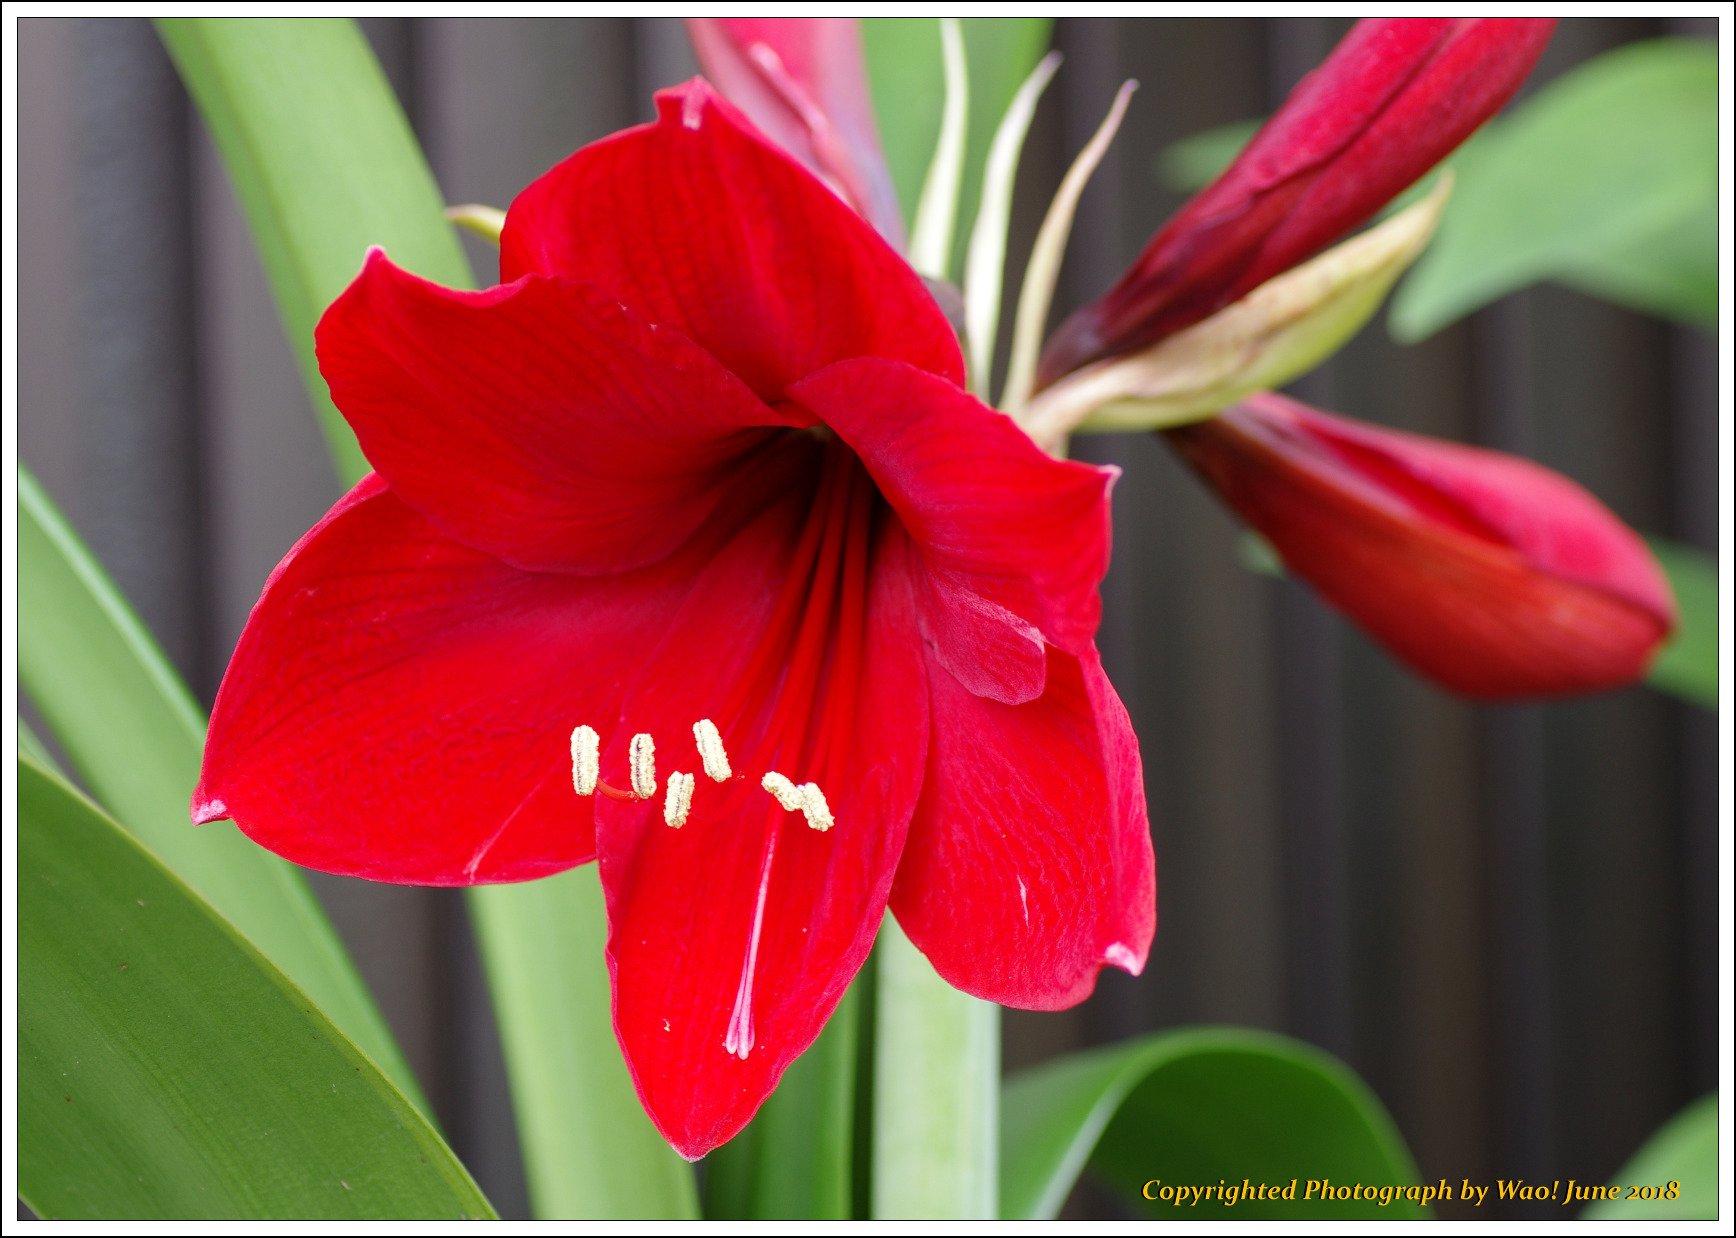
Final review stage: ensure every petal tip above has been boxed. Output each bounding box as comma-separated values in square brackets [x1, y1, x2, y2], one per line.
[191, 791, 230, 826]
[1104, 940, 1145, 976]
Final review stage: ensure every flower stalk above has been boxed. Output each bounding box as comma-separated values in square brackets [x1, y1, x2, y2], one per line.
[872, 917, 999, 1218]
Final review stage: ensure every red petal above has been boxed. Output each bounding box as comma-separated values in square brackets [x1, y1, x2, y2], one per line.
[501, 79, 962, 401]
[594, 465, 928, 1158]
[890, 644, 1154, 1010]
[1039, 18, 1556, 383]
[791, 357, 1115, 705]
[317, 249, 798, 576]
[687, 18, 907, 249]
[195, 473, 745, 884]
[1168, 393, 1675, 700]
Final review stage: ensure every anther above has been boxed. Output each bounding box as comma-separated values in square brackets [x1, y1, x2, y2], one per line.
[799, 783, 834, 832]
[630, 733, 656, 799]
[762, 772, 834, 832]
[693, 719, 732, 782]
[762, 771, 804, 812]
[571, 725, 599, 796]
[664, 772, 695, 828]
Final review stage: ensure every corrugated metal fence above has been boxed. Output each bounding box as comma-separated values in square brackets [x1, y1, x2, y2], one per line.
[18, 17, 1718, 1220]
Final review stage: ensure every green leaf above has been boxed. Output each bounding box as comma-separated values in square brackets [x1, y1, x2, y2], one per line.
[704, 983, 860, 1219]
[1155, 118, 1261, 194]
[863, 17, 1053, 282]
[18, 756, 494, 1220]
[155, 18, 474, 485]
[872, 916, 999, 1218]
[1646, 538, 1719, 710]
[467, 875, 698, 1219]
[17, 468, 428, 1116]
[1002, 1026, 1425, 1219]
[1583, 1093, 1717, 1219]
[1392, 37, 1716, 341]
[18, 717, 65, 775]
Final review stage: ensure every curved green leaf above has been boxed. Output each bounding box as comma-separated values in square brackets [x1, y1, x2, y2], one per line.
[18, 756, 493, 1219]
[18, 469, 426, 1115]
[1647, 538, 1718, 710]
[155, 17, 473, 485]
[468, 876, 698, 1220]
[1584, 1093, 1717, 1219]
[1392, 37, 1716, 340]
[1002, 1027, 1425, 1219]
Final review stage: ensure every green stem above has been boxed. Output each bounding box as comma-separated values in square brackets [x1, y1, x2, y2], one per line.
[871, 916, 999, 1218]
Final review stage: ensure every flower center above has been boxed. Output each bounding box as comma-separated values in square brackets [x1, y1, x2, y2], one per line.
[569, 439, 878, 1059]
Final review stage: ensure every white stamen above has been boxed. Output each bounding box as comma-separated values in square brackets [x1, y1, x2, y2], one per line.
[664, 772, 694, 828]
[571, 725, 599, 795]
[761, 771, 804, 812]
[762, 771, 834, 832]
[694, 718, 732, 782]
[799, 783, 833, 832]
[630, 733, 656, 799]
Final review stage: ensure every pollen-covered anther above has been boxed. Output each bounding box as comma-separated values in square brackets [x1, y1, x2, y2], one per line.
[570, 725, 599, 796]
[798, 783, 833, 832]
[630, 733, 656, 799]
[664, 772, 695, 828]
[693, 719, 732, 782]
[761, 772, 834, 832]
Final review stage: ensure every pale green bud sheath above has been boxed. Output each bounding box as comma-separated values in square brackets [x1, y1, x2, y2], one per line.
[1023, 173, 1453, 456]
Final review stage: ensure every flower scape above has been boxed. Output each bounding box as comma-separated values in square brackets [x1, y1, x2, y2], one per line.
[193, 80, 1152, 1159]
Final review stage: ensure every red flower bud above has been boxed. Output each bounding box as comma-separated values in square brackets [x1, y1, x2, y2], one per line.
[1167, 392, 1675, 700]
[687, 18, 906, 250]
[1039, 17, 1556, 387]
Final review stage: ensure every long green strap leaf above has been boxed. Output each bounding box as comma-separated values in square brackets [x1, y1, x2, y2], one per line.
[468, 876, 698, 1219]
[160, 19, 698, 1214]
[18, 468, 426, 1115]
[18, 756, 494, 1220]
[155, 18, 472, 485]
[704, 983, 860, 1219]
[1646, 538, 1718, 710]
[1002, 1027, 1424, 1219]
[1392, 37, 1716, 340]
[872, 917, 999, 1218]
[1583, 1092, 1717, 1219]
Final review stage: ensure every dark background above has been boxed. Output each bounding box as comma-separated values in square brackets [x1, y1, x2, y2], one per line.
[17, 17, 1719, 1220]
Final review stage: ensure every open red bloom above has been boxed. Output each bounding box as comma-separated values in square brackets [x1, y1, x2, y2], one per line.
[1039, 17, 1556, 385]
[1168, 393, 1676, 699]
[193, 81, 1152, 1159]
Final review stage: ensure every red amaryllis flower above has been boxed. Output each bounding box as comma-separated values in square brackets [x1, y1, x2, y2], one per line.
[1168, 392, 1676, 699]
[192, 81, 1152, 1158]
[1038, 17, 1557, 385]
[686, 17, 905, 250]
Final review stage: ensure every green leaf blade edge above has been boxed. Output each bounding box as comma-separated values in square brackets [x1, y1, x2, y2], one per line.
[18, 467, 429, 1116]
[18, 756, 495, 1219]
[1002, 1026, 1425, 1219]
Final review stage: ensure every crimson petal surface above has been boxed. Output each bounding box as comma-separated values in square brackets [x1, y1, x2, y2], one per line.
[501, 80, 961, 402]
